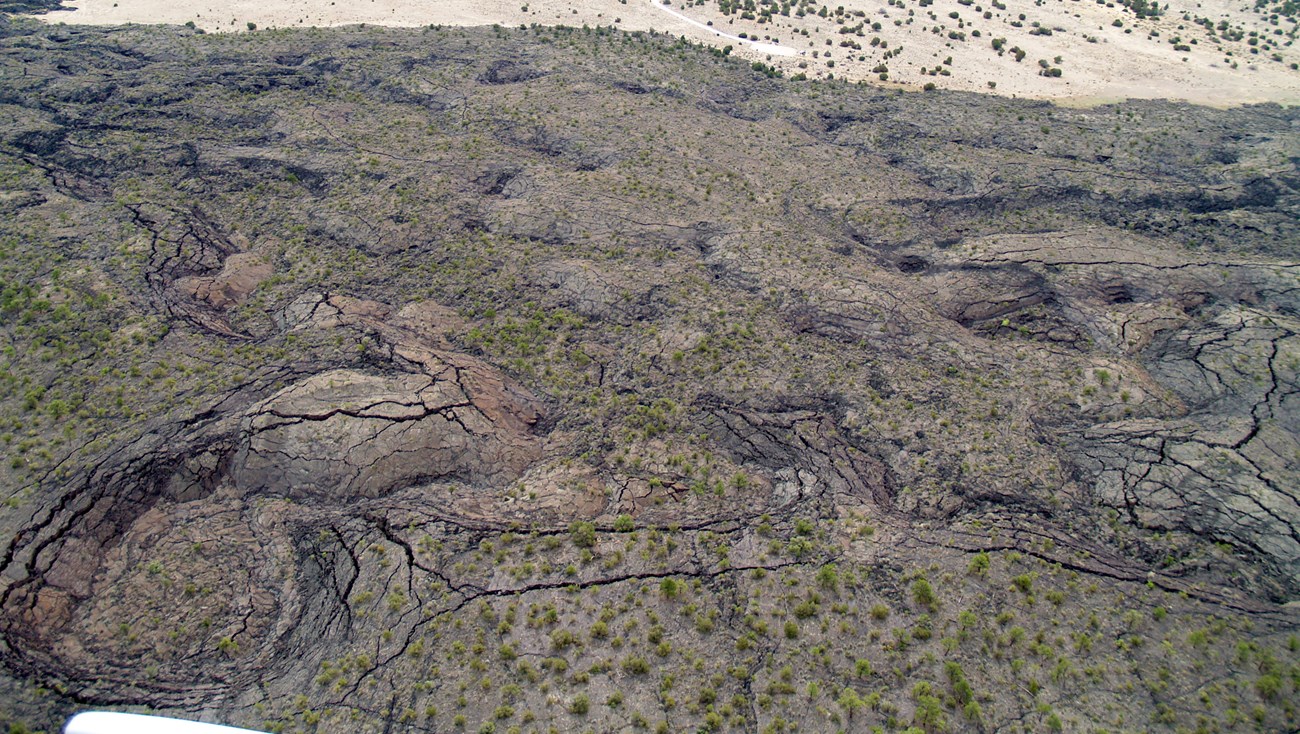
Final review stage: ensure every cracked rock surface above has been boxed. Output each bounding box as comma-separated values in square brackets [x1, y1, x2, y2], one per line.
[237, 358, 543, 500]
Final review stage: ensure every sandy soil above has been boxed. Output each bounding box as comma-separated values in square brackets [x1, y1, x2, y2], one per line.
[32, 0, 1300, 106]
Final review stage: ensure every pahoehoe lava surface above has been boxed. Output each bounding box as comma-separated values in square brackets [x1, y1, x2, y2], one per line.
[0, 17, 1298, 734]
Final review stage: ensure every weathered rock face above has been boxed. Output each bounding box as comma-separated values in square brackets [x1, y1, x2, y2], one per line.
[0, 296, 549, 709]
[237, 360, 543, 500]
[176, 253, 273, 311]
[925, 265, 1048, 326]
[701, 397, 895, 509]
[533, 259, 663, 325]
[1076, 306, 1300, 585]
[916, 231, 1300, 585]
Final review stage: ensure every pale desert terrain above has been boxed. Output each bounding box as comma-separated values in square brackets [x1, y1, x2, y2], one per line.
[30, 0, 1300, 114]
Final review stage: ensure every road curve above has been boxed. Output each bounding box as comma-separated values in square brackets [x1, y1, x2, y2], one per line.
[647, 0, 800, 56]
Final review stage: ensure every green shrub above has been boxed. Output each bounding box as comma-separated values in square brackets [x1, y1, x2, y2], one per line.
[1256, 674, 1282, 701]
[913, 692, 946, 731]
[912, 578, 938, 611]
[660, 577, 681, 598]
[816, 563, 839, 589]
[570, 521, 596, 548]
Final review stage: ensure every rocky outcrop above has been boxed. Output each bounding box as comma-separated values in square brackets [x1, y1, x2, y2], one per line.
[237, 356, 543, 500]
[1075, 306, 1300, 587]
[0, 285, 547, 704]
[701, 398, 894, 508]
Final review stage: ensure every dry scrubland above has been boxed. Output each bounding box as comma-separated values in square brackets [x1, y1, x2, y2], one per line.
[35, 0, 1300, 104]
[0, 15, 1299, 734]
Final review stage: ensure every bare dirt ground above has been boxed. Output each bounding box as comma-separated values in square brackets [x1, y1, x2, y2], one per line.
[32, 0, 1300, 105]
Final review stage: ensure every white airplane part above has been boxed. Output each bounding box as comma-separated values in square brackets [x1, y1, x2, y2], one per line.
[65, 712, 269, 734]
